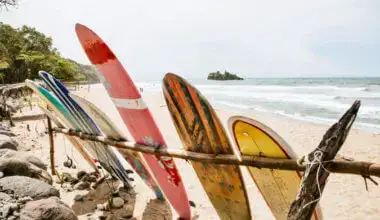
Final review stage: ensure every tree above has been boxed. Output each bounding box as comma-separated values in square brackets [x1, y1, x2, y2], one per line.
[0, 0, 17, 9]
[207, 70, 243, 80]
[0, 23, 97, 84]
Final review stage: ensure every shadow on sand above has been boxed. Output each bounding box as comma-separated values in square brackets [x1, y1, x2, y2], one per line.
[141, 198, 201, 220]
[142, 198, 173, 220]
[72, 179, 136, 219]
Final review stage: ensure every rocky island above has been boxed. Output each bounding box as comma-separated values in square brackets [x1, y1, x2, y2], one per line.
[207, 71, 243, 80]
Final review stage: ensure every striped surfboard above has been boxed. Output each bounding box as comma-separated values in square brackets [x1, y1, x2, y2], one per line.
[38, 71, 132, 186]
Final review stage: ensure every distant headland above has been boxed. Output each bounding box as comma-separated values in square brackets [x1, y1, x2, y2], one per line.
[207, 71, 244, 81]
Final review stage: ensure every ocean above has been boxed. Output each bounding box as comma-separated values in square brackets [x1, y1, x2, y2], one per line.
[137, 77, 380, 133]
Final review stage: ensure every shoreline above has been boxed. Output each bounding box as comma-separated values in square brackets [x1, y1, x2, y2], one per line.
[139, 88, 379, 135]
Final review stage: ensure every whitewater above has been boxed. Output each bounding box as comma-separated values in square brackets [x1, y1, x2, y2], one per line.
[137, 77, 380, 133]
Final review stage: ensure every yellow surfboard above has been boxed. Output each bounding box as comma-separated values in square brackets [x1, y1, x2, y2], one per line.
[228, 116, 322, 220]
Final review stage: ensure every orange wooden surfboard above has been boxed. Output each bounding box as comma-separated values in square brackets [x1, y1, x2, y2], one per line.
[163, 73, 251, 220]
[228, 116, 323, 220]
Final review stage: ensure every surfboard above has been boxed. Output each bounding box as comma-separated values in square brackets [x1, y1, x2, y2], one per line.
[163, 73, 251, 220]
[228, 116, 323, 220]
[38, 71, 132, 186]
[39, 105, 99, 170]
[75, 23, 191, 219]
[70, 94, 127, 140]
[71, 93, 164, 199]
[25, 79, 97, 170]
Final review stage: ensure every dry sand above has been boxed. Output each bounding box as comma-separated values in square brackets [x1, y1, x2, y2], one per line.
[17, 84, 380, 219]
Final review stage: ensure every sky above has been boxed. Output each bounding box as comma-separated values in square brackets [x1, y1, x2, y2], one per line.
[1, 0, 379, 80]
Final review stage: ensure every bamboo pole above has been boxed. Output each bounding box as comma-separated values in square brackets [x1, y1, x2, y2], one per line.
[12, 113, 46, 122]
[52, 126, 380, 178]
[47, 117, 55, 175]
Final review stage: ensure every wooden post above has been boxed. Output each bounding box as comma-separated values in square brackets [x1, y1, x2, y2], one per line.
[47, 116, 55, 176]
[288, 101, 360, 220]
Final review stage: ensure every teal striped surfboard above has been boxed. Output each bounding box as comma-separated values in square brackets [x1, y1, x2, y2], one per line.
[38, 71, 132, 186]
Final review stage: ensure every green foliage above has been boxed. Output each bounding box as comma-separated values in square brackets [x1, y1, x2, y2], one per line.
[0, 0, 17, 10]
[207, 70, 243, 80]
[0, 23, 98, 84]
[0, 73, 4, 83]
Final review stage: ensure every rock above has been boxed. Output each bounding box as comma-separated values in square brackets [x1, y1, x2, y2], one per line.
[111, 197, 124, 209]
[189, 200, 196, 207]
[0, 149, 50, 183]
[125, 203, 134, 215]
[73, 181, 90, 190]
[120, 215, 134, 220]
[73, 194, 83, 201]
[13, 211, 20, 216]
[76, 171, 87, 180]
[88, 176, 97, 183]
[0, 204, 11, 218]
[0, 149, 47, 170]
[70, 178, 79, 185]
[96, 204, 105, 211]
[8, 216, 16, 220]
[18, 196, 33, 203]
[0, 158, 52, 184]
[0, 135, 18, 151]
[10, 203, 18, 211]
[89, 171, 100, 178]
[20, 196, 77, 220]
[0, 192, 11, 202]
[0, 176, 59, 200]
[81, 174, 96, 183]
[118, 187, 134, 202]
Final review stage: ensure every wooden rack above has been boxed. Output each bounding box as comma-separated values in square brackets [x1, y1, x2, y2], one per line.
[18, 100, 376, 220]
[51, 126, 380, 178]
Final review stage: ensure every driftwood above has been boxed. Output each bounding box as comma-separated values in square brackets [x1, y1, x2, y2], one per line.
[0, 83, 32, 101]
[51, 121, 380, 178]
[0, 83, 33, 125]
[11, 114, 46, 122]
[287, 101, 361, 220]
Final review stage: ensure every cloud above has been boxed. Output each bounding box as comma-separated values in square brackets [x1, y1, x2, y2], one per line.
[1, 0, 379, 79]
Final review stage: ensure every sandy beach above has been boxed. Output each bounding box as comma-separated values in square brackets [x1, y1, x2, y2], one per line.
[14, 84, 380, 219]
[1, 1, 379, 219]
[2, 0, 380, 218]
[72, 84, 380, 219]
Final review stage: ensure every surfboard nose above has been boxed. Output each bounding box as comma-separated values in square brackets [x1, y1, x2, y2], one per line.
[164, 72, 183, 83]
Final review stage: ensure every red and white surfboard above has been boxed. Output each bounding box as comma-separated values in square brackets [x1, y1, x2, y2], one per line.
[75, 24, 191, 219]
